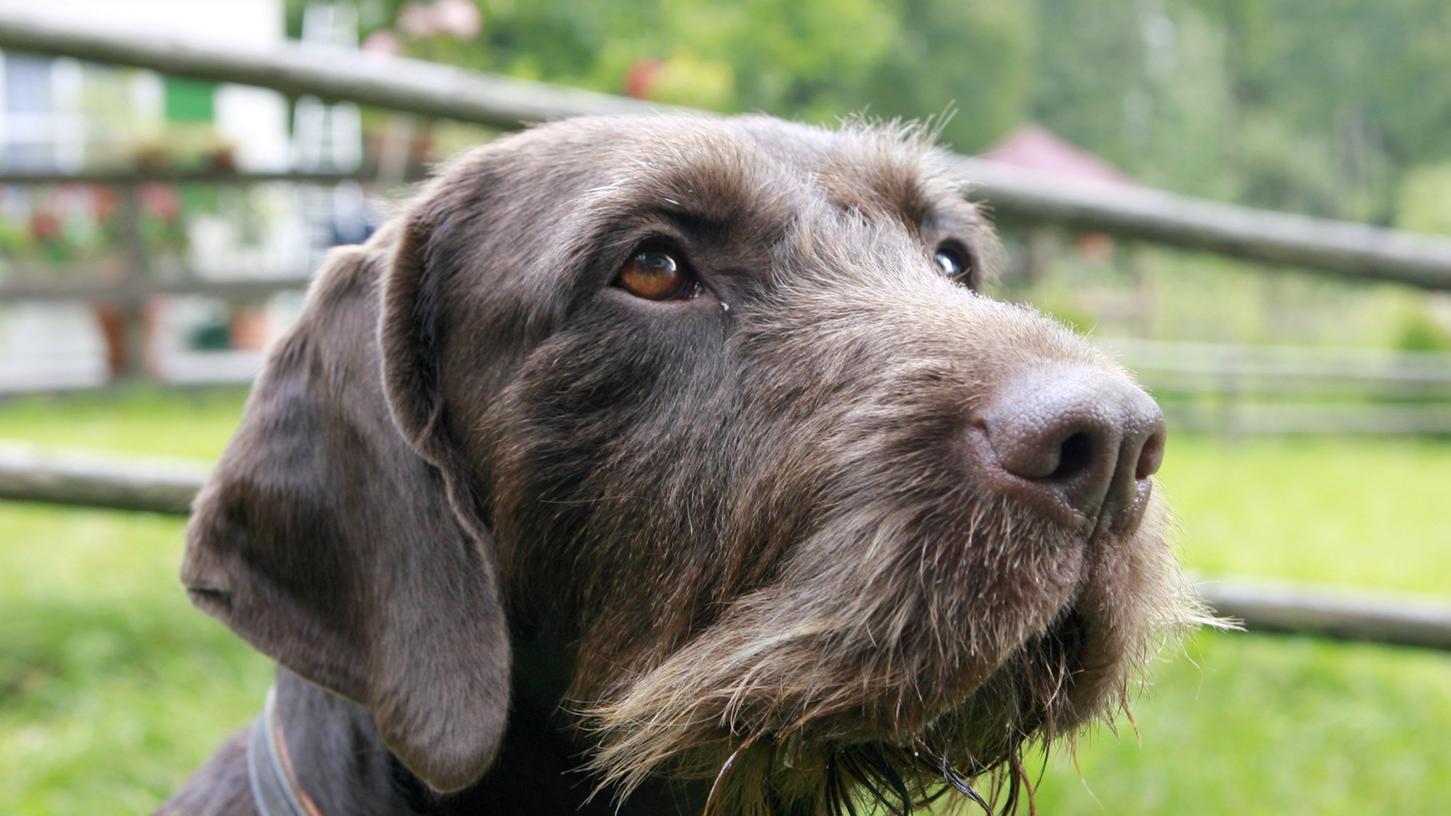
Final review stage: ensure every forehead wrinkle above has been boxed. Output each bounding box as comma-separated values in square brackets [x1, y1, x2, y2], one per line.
[813, 123, 952, 230]
[652, 137, 791, 222]
[577, 126, 805, 253]
[820, 155, 931, 228]
[770, 196, 931, 294]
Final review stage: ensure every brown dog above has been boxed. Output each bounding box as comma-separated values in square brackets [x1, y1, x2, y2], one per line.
[161, 114, 1201, 815]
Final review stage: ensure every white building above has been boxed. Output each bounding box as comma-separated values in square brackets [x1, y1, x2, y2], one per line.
[0, 0, 291, 171]
[0, 1, 355, 392]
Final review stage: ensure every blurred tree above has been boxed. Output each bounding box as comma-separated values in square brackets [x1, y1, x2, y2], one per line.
[292, 0, 1451, 228]
[1025, 0, 1264, 198]
[1396, 162, 1451, 236]
[320, 0, 1030, 148]
[1189, 0, 1451, 221]
[1027, 0, 1148, 168]
[664, 0, 900, 122]
[859, 0, 1033, 151]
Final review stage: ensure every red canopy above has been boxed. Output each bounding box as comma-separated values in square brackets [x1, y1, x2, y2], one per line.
[981, 124, 1135, 188]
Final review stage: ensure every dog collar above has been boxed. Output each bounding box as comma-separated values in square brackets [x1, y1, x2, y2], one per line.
[247, 686, 323, 816]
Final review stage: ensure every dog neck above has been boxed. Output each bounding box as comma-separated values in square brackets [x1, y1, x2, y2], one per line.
[270, 641, 708, 816]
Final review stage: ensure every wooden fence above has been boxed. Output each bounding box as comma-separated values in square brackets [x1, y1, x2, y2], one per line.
[0, 14, 1447, 652]
[0, 168, 403, 307]
[0, 168, 408, 383]
[1, 443, 1448, 652]
[0, 12, 1449, 290]
[8, 331, 1448, 435]
[1105, 340, 1451, 435]
[2, 11, 1451, 396]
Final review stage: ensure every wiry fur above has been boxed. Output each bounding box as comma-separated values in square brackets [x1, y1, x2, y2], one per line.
[542, 213, 1202, 815]
[467, 120, 1203, 812]
[167, 114, 1206, 816]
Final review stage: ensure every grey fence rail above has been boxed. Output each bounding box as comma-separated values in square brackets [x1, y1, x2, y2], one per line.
[0, 12, 1450, 290]
[8, 336, 1447, 435]
[1104, 340, 1451, 435]
[0, 168, 416, 306]
[2, 443, 1448, 652]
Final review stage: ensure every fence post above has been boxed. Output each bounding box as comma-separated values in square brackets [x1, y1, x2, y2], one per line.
[112, 183, 152, 381]
[1220, 345, 1243, 442]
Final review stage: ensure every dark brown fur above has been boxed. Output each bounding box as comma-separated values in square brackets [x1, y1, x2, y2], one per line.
[161, 114, 1202, 816]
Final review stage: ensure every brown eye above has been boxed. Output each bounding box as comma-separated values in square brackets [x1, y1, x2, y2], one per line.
[616, 247, 698, 300]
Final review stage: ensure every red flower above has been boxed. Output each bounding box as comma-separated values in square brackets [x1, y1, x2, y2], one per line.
[139, 183, 182, 221]
[625, 59, 662, 99]
[30, 207, 61, 240]
[93, 186, 119, 221]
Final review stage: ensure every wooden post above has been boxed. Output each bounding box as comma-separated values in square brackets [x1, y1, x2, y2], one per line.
[1022, 228, 1054, 286]
[111, 184, 152, 381]
[1221, 345, 1243, 443]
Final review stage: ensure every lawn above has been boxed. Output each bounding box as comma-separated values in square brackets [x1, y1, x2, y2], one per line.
[0, 388, 1448, 814]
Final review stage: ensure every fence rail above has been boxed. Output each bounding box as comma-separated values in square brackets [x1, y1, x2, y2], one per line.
[0, 167, 417, 186]
[1104, 339, 1451, 434]
[1, 443, 1448, 652]
[1200, 582, 1451, 652]
[1105, 339, 1451, 384]
[0, 445, 203, 514]
[8, 338, 1444, 434]
[1161, 404, 1451, 436]
[1, 12, 1450, 290]
[0, 274, 314, 304]
[0, 167, 414, 309]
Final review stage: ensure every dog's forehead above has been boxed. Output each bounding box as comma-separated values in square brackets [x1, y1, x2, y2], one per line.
[531, 115, 962, 230]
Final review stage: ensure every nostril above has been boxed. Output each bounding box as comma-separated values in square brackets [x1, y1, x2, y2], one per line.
[1052, 431, 1097, 481]
[975, 365, 1166, 525]
[1135, 429, 1166, 481]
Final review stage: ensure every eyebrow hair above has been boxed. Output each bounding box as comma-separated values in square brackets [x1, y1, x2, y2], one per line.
[654, 204, 730, 236]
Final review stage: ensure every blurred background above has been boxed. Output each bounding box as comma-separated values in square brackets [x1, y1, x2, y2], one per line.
[0, 0, 1447, 813]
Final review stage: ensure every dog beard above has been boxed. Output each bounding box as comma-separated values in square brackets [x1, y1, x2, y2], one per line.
[575, 493, 1206, 815]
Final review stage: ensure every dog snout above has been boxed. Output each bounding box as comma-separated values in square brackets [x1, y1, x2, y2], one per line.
[974, 364, 1165, 530]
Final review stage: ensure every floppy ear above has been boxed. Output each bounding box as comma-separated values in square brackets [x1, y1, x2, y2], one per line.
[181, 240, 511, 793]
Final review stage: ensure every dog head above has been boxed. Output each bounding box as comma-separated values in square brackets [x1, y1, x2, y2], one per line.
[183, 114, 1201, 812]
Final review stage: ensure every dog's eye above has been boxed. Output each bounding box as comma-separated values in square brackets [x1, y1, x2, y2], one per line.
[616, 247, 700, 300]
[934, 242, 973, 285]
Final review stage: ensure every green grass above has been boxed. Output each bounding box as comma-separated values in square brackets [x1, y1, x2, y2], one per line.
[1033, 634, 1451, 815]
[1161, 435, 1451, 596]
[0, 387, 247, 460]
[1, 388, 1449, 814]
[0, 388, 270, 815]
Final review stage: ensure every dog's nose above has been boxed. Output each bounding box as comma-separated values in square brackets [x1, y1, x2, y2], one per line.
[976, 365, 1165, 527]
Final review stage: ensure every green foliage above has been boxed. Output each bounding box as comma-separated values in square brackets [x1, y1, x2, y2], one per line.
[1027, 0, 1151, 165]
[332, 0, 1034, 148]
[1232, 112, 1348, 219]
[856, 1, 1034, 151]
[293, 0, 1451, 234]
[1392, 306, 1451, 353]
[1396, 161, 1451, 236]
[1182, 0, 1451, 221]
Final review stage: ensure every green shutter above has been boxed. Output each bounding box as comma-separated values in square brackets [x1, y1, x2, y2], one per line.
[163, 77, 216, 123]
